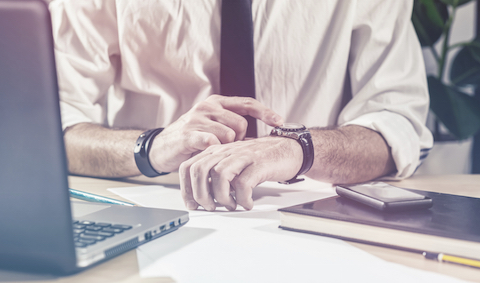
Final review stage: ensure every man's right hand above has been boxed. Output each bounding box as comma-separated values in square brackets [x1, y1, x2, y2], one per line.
[148, 95, 283, 173]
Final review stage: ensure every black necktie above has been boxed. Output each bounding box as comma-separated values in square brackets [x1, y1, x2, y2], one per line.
[220, 0, 257, 138]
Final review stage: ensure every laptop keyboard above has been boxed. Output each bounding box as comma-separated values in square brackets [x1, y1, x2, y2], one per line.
[73, 220, 132, 248]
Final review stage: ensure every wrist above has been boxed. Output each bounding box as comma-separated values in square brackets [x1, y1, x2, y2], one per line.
[134, 128, 170, 177]
[281, 137, 304, 180]
[148, 132, 171, 174]
[270, 123, 314, 184]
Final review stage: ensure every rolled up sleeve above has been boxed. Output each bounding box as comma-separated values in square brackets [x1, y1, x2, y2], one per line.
[49, 0, 119, 130]
[339, 1, 433, 179]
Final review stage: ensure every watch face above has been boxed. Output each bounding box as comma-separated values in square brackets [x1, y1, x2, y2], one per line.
[280, 123, 306, 131]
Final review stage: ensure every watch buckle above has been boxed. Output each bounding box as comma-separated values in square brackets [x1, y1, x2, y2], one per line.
[279, 177, 305, 185]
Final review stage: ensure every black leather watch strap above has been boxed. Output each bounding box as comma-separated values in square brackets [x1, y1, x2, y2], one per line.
[297, 132, 314, 175]
[283, 131, 314, 184]
[134, 128, 169, 178]
[270, 124, 314, 185]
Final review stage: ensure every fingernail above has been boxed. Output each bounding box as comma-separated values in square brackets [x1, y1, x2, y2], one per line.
[186, 201, 198, 210]
[273, 115, 283, 124]
[204, 205, 215, 212]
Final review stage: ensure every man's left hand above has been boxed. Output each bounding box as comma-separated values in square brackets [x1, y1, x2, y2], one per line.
[179, 136, 303, 211]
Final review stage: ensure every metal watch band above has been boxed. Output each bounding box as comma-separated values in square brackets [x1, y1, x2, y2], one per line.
[134, 128, 169, 178]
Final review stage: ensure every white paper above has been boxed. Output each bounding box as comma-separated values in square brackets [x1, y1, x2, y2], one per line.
[137, 224, 469, 283]
[108, 177, 334, 217]
[109, 179, 469, 283]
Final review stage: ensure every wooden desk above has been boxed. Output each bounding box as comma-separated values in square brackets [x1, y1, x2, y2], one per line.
[14, 174, 480, 283]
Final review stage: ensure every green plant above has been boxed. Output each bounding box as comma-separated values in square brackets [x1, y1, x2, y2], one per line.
[412, 0, 480, 140]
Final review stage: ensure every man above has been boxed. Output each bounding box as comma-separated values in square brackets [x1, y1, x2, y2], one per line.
[49, 0, 433, 211]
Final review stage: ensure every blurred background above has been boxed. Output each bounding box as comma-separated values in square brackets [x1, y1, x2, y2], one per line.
[413, 0, 480, 175]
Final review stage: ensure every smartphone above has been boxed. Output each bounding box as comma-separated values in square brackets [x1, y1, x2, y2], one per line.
[336, 182, 433, 212]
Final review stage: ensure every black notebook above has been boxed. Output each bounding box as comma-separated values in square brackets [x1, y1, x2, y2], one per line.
[278, 189, 480, 260]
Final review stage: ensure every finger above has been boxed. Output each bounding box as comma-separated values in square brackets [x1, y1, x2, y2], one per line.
[210, 95, 284, 127]
[196, 119, 241, 144]
[212, 155, 255, 210]
[207, 109, 248, 141]
[184, 150, 236, 211]
[209, 155, 254, 211]
[179, 161, 199, 211]
[182, 147, 226, 211]
[188, 101, 241, 142]
[231, 163, 263, 210]
[179, 143, 226, 211]
[184, 131, 221, 153]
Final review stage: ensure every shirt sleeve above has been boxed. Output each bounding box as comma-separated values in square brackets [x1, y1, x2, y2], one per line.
[49, 0, 119, 130]
[338, 0, 433, 179]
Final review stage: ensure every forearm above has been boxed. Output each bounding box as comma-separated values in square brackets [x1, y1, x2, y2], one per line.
[306, 125, 396, 184]
[64, 123, 143, 178]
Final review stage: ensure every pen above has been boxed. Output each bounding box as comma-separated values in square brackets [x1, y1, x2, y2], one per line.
[423, 251, 480, 269]
[69, 188, 136, 207]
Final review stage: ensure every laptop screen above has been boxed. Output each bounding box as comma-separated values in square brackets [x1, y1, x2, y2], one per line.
[0, 0, 77, 273]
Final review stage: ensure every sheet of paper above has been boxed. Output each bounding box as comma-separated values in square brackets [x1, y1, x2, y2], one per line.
[108, 177, 335, 217]
[109, 179, 469, 283]
[136, 222, 468, 283]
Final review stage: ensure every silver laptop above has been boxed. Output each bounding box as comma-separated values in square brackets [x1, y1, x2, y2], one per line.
[0, 0, 188, 275]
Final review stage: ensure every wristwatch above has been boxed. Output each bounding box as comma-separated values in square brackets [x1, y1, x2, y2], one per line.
[134, 128, 169, 177]
[270, 123, 314, 184]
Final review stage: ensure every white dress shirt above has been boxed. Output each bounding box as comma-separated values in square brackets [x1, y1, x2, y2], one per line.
[49, 0, 433, 179]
